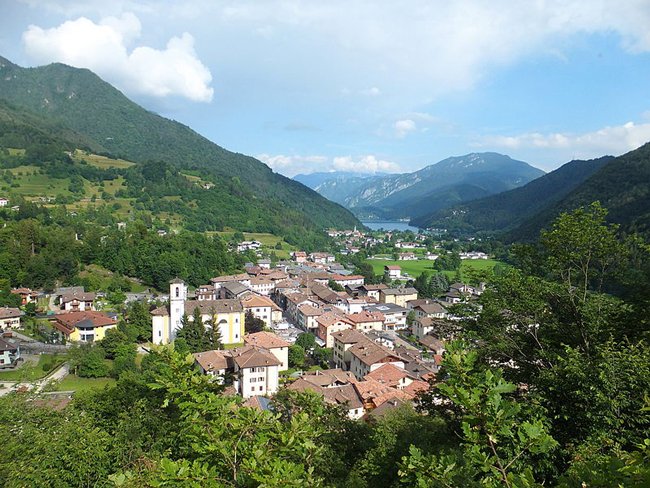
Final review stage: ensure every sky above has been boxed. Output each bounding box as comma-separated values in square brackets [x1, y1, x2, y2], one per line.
[1, 0, 650, 177]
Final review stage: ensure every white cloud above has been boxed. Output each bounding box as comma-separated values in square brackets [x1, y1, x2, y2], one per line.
[475, 120, 650, 163]
[22, 13, 213, 102]
[332, 155, 400, 173]
[257, 153, 400, 176]
[394, 119, 417, 138]
[256, 153, 328, 176]
[360, 86, 381, 96]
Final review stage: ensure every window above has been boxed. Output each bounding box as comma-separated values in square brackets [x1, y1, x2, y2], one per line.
[259, 386, 263, 391]
[158, 331, 162, 337]
[175, 287, 179, 298]
[250, 378, 256, 383]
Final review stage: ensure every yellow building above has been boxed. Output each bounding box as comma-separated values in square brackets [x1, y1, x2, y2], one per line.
[52, 311, 118, 343]
[152, 279, 245, 345]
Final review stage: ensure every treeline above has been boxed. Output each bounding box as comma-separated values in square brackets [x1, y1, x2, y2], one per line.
[0, 215, 245, 291]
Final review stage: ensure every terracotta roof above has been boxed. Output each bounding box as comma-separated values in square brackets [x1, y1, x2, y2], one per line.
[230, 345, 281, 369]
[349, 341, 403, 367]
[52, 311, 117, 333]
[242, 395, 273, 411]
[385, 265, 401, 270]
[360, 284, 388, 291]
[322, 384, 363, 410]
[353, 377, 395, 402]
[244, 331, 290, 349]
[0, 307, 24, 319]
[297, 304, 323, 316]
[346, 310, 385, 324]
[194, 350, 229, 372]
[382, 287, 418, 296]
[211, 273, 250, 284]
[365, 364, 409, 387]
[249, 277, 275, 286]
[316, 312, 353, 329]
[299, 368, 356, 387]
[240, 294, 281, 311]
[402, 380, 430, 398]
[332, 328, 368, 345]
[60, 292, 95, 304]
[414, 302, 448, 315]
[0, 337, 18, 351]
[150, 305, 169, 316]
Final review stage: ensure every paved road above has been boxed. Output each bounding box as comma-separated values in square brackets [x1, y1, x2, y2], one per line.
[0, 361, 70, 396]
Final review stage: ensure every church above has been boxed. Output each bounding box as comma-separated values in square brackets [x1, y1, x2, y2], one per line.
[151, 279, 245, 345]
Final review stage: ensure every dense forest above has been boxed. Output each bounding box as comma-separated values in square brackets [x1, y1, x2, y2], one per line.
[0, 204, 245, 291]
[1, 203, 648, 487]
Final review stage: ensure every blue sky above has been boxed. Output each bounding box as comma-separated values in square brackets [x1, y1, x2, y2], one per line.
[1, 0, 650, 176]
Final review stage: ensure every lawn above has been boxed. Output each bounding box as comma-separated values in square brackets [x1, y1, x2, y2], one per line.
[0, 354, 66, 381]
[7, 165, 72, 196]
[365, 258, 505, 281]
[73, 150, 135, 169]
[51, 374, 116, 392]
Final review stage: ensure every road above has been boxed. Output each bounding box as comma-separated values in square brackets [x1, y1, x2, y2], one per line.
[0, 361, 70, 396]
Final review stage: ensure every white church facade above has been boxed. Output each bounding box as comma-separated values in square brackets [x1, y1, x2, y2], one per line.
[151, 279, 245, 346]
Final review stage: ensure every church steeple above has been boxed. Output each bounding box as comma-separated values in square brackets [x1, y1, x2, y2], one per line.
[169, 278, 187, 340]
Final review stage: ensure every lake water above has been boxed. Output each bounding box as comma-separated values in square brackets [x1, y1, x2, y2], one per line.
[361, 220, 420, 232]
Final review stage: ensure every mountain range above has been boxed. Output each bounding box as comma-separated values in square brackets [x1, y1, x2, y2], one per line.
[0, 55, 359, 244]
[295, 153, 545, 221]
[412, 142, 650, 240]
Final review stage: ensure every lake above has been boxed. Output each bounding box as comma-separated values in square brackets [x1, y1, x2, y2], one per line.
[361, 220, 420, 232]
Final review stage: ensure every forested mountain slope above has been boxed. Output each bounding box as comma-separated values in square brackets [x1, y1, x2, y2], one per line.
[508, 142, 650, 240]
[0, 56, 359, 240]
[413, 156, 612, 232]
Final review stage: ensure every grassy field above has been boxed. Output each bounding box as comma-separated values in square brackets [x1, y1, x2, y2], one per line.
[52, 374, 116, 392]
[5, 165, 72, 196]
[78, 264, 149, 293]
[0, 354, 66, 382]
[366, 258, 505, 280]
[73, 150, 135, 169]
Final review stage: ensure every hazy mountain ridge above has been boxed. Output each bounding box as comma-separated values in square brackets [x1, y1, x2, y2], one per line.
[298, 152, 544, 220]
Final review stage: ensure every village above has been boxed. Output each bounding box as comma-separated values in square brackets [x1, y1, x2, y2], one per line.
[0, 225, 492, 419]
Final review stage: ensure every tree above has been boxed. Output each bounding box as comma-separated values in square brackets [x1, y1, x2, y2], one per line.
[541, 202, 625, 301]
[414, 271, 432, 298]
[176, 309, 211, 352]
[113, 343, 137, 378]
[245, 310, 265, 334]
[295, 332, 316, 351]
[99, 327, 130, 359]
[288, 344, 306, 369]
[69, 344, 109, 378]
[204, 307, 223, 350]
[328, 279, 344, 292]
[408, 341, 558, 487]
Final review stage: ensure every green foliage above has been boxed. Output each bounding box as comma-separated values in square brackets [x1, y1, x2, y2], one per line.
[288, 344, 306, 369]
[0, 395, 116, 487]
[541, 202, 625, 298]
[100, 327, 130, 359]
[244, 310, 265, 334]
[69, 344, 110, 378]
[328, 279, 345, 292]
[294, 332, 316, 350]
[407, 341, 558, 487]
